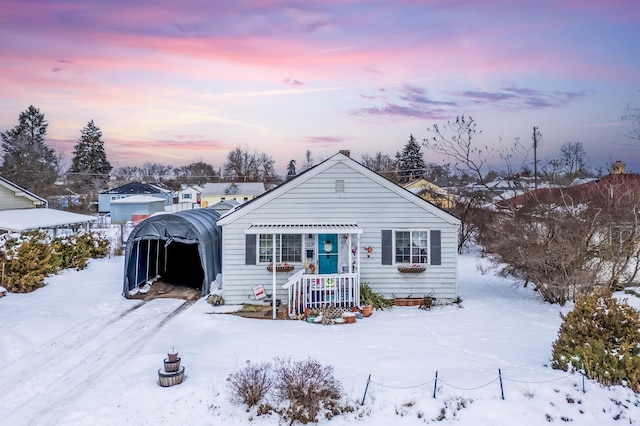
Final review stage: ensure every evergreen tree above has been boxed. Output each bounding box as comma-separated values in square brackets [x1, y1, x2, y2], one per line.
[0, 105, 59, 194]
[395, 134, 426, 183]
[68, 120, 112, 192]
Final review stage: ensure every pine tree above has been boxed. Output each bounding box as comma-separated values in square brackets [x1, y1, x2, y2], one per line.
[68, 120, 112, 192]
[0, 105, 59, 195]
[395, 134, 426, 183]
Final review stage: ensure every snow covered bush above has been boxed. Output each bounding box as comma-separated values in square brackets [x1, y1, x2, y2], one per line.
[274, 357, 348, 424]
[551, 288, 640, 392]
[0, 230, 54, 293]
[226, 361, 274, 408]
[228, 357, 352, 424]
[0, 230, 110, 293]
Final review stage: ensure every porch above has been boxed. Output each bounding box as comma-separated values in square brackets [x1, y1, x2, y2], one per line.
[283, 270, 360, 318]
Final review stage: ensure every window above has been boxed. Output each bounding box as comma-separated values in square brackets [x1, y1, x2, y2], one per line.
[395, 230, 429, 264]
[183, 193, 192, 199]
[259, 234, 302, 263]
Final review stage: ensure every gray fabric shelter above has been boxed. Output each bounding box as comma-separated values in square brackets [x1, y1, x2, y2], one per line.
[123, 209, 221, 298]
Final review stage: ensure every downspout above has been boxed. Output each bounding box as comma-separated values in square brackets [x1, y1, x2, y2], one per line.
[272, 233, 277, 319]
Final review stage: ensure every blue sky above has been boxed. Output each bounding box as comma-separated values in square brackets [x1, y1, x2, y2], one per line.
[1, 0, 639, 174]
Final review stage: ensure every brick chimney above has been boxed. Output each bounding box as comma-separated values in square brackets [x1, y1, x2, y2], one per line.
[611, 160, 626, 175]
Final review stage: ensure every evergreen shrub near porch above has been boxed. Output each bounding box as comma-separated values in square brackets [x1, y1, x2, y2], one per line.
[0, 230, 110, 293]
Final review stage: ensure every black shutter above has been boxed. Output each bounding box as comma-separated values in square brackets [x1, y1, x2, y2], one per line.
[430, 230, 441, 265]
[245, 234, 257, 265]
[381, 230, 393, 265]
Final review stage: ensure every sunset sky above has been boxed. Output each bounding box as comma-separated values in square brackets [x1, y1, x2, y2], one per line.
[1, 0, 639, 175]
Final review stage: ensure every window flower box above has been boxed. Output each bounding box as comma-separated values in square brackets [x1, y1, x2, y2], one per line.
[267, 263, 294, 273]
[397, 265, 426, 273]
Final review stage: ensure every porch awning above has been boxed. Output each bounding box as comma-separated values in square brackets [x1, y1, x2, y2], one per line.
[245, 223, 363, 234]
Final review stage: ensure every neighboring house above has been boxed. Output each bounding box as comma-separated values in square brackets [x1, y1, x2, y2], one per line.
[177, 185, 203, 205]
[200, 182, 266, 207]
[403, 178, 454, 209]
[110, 195, 166, 224]
[206, 199, 239, 215]
[216, 151, 460, 318]
[98, 182, 173, 213]
[0, 176, 95, 235]
[0, 175, 47, 210]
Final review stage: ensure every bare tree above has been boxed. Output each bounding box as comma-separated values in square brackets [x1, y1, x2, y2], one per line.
[302, 150, 314, 171]
[223, 147, 277, 184]
[479, 177, 640, 304]
[360, 152, 397, 181]
[622, 101, 640, 143]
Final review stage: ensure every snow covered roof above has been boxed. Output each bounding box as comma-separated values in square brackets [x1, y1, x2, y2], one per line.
[0, 208, 96, 232]
[110, 195, 165, 204]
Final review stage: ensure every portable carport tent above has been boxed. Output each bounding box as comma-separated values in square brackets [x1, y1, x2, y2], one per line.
[122, 209, 221, 298]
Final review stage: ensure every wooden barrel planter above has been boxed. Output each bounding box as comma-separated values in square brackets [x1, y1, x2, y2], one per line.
[164, 357, 181, 373]
[158, 366, 185, 387]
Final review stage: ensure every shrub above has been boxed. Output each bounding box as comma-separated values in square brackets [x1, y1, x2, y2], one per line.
[274, 357, 344, 424]
[360, 282, 393, 310]
[0, 230, 111, 293]
[551, 288, 640, 391]
[227, 361, 274, 408]
[0, 230, 54, 292]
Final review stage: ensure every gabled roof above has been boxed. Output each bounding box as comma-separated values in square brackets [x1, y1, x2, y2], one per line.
[101, 182, 171, 195]
[0, 175, 47, 207]
[496, 173, 640, 210]
[202, 182, 266, 197]
[110, 195, 166, 204]
[217, 152, 460, 226]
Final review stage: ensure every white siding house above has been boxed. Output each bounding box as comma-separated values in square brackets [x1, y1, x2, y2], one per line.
[216, 152, 460, 317]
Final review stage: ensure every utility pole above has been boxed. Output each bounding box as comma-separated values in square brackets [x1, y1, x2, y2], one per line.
[532, 126, 541, 190]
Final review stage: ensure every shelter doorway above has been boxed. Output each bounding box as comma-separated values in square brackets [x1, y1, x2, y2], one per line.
[127, 239, 204, 293]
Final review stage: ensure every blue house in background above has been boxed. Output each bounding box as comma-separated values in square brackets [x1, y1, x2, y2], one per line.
[98, 182, 173, 213]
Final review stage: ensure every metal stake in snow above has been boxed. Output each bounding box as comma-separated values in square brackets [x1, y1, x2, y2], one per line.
[498, 368, 504, 400]
[433, 370, 438, 399]
[361, 374, 371, 405]
[581, 362, 586, 393]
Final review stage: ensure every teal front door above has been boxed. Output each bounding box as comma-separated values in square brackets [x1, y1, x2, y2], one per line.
[318, 234, 338, 274]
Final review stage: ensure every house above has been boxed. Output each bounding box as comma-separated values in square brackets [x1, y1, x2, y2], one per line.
[98, 182, 173, 213]
[0, 176, 95, 235]
[109, 195, 166, 224]
[177, 185, 203, 206]
[216, 151, 460, 318]
[0, 175, 47, 210]
[200, 182, 266, 207]
[403, 178, 455, 209]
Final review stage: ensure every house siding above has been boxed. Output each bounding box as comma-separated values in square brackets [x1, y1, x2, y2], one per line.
[220, 159, 459, 305]
[0, 185, 37, 210]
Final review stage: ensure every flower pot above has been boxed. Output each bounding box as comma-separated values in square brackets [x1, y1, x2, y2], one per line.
[343, 312, 356, 324]
[362, 305, 373, 317]
[164, 357, 181, 373]
[168, 352, 179, 362]
[158, 366, 185, 387]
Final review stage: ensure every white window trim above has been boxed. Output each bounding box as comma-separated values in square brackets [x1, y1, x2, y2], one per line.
[258, 233, 304, 264]
[393, 229, 430, 265]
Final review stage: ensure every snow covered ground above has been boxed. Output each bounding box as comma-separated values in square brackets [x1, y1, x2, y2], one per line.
[1, 253, 639, 425]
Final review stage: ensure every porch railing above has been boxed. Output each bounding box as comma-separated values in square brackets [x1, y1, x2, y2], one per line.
[283, 271, 360, 318]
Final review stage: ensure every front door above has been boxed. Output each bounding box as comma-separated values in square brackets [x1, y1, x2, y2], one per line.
[318, 234, 338, 274]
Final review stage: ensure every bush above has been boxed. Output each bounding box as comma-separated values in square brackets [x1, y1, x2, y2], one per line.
[226, 361, 274, 408]
[0, 230, 54, 292]
[360, 282, 393, 310]
[0, 230, 111, 293]
[551, 288, 640, 391]
[227, 357, 351, 424]
[274, 357, 344, 424]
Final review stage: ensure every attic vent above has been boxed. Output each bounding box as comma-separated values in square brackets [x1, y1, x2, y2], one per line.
[335, 180, 345, 193]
